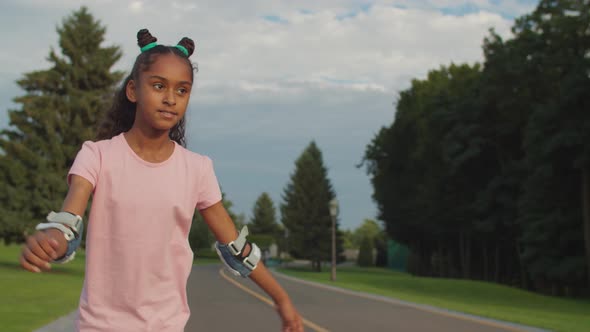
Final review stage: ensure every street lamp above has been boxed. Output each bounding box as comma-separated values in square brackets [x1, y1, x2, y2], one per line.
[283, 228, 289, 267]
[329, 198, 339, 282]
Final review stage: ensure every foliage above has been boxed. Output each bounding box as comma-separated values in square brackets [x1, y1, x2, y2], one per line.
[188, 192, 241, 251]
[0, 7, 123, 243]
[281, 141, 342, 271]
[357, 236, 374, 267]
[248, 192, 281, 247]
[362, 0, 590, 294]
[351, 219, 384, 248]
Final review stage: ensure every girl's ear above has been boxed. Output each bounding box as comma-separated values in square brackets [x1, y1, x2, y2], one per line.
[126, 80, 138, 102]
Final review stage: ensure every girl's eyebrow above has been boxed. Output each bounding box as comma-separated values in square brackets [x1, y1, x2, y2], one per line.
[148, 75, 192, 85]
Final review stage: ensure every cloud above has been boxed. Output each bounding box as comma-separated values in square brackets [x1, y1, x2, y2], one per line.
[0, 0, 538, 229]
[129, 1, 143, 13]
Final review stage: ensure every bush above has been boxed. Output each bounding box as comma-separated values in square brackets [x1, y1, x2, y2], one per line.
[357, 236, 374, 267]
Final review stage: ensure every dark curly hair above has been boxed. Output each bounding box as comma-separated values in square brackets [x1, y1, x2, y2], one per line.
[96, 29, 197, 147]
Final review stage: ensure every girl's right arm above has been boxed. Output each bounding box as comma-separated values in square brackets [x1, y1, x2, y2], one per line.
[19, 174, 93, 273]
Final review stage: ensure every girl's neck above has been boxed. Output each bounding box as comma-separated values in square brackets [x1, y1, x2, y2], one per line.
[123, 126, 174, 162]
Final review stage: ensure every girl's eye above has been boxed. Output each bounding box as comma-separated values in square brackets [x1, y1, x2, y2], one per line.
[153, 83, 164, 90]
[177, 87, 188, 95]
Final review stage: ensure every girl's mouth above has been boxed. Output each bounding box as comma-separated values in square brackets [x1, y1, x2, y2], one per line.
[158, 110, 177, 119]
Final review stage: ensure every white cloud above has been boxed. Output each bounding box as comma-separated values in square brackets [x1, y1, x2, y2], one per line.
[129, 1, 143, 13]
[0, 0, 537, 229]
[171, 1, 198, 11]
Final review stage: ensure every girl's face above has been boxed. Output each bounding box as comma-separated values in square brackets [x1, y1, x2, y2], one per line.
[126, 53, 193, 133]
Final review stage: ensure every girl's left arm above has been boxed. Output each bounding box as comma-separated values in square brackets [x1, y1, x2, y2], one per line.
[200, 201, 303, 332]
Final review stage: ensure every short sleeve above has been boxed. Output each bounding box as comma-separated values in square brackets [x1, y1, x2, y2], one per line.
[196, 156, 222, 210]
[68, 141, 101, 188]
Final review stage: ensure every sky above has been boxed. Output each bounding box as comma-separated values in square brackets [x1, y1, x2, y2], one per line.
[0, 0, 538, 231]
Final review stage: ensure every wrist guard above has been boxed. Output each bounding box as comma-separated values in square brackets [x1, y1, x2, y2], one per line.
[36, 211, 84, 264]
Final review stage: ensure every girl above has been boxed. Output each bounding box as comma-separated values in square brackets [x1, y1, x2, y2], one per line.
[19, 29, 303, 332]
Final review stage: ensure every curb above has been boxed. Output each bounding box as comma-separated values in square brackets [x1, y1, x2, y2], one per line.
[32, 311, 77, 332]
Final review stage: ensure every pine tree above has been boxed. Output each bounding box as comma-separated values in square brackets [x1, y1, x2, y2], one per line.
[0, 7, 123, 243]
[281, 141, 341, 271]
[249, 192, 280, 235]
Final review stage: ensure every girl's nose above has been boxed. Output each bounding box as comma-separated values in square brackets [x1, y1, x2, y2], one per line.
[163, 91, 176, 106]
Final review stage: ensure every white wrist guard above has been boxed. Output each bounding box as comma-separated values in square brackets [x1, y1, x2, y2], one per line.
[215, 226, 262, 278]
[35, 211, 84, 264]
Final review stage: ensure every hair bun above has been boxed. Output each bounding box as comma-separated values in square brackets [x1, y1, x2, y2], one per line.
[137, 29, 157, 48]
[177, 37, 195, 57]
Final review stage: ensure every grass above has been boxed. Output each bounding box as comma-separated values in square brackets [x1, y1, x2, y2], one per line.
[5, 241, 588, 332]
[277, 265, 590, 332]
[0, 242, 86, 332]
[0, 243, 221, 332]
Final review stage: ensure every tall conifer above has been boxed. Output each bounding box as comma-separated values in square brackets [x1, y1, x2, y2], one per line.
[0, 7, 123, 242]
[281, 141, 341, 271]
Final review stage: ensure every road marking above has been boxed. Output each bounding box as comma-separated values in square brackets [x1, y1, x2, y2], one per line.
[219, 268, 330, 332]
[274, 271, 541, 332]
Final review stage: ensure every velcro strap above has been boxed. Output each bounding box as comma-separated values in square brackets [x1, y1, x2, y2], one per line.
[46, 211, 83, 236]
[242, 242, 261, 271]
[36, 223, 75, 241]
[228, 226, 249, 256]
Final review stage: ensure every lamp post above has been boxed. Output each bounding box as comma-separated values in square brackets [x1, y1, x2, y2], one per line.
[329, 198, 339, 282]
[283, 228, 289, 267]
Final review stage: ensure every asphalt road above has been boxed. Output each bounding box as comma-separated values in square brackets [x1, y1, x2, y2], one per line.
[36, 264, 549, 332]
[185, 265, 547, 332]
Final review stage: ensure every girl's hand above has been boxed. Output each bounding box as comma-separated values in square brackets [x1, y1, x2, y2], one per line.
[276, 300, 304, 332]
[19, 231, 61, 273]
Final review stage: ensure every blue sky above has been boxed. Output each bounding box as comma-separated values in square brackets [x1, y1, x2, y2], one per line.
[0, 0, 538, 230]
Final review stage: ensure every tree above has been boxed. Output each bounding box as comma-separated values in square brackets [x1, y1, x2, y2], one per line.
[357, 236, 374, 267]
[362, 64, 486, 278]
[248, 192, 281, 255]
[351, 219, 382, 248]
[352, 219, 388, 267]
[341, 229, 355, 249]
[512, 0, 590, 293]
[249, 192, 280, 236]
[361, 0, 590, 294]
[281, 141, 341, 271]
[0, 7, 123, 243]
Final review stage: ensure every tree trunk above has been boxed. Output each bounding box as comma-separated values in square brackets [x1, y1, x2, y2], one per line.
[459, 232, 471, 279]
[459, 232, 465, 279]
[312, 260, 321, 272]
[495, 244, 500, 283]
[483, 243, 489, 282]
[438, 240, 444, 278]
[582, 167, 590, 288]
[465, 235, 471, 279]
[516, 241, 527, 290]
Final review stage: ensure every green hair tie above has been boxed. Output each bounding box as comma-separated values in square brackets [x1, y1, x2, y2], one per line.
[175, 45, 189, 56]
[140, 42, 158, 52]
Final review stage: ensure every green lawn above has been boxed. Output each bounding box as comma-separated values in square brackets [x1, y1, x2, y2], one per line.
[277, 266, 590, 332]
[0, 243, 86, 332]
[4, 241, 589, 332]
[0, 243, 220, 332]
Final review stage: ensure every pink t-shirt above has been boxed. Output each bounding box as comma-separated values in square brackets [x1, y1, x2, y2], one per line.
[68, 133, 222, 332]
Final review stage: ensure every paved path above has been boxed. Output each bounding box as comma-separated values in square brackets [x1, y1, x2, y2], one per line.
[189, 265, 548, 332]
[35, 264, 550, 332]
